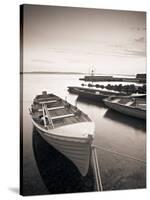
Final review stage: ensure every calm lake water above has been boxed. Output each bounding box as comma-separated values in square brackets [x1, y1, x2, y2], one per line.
[21, 74, 146, 196]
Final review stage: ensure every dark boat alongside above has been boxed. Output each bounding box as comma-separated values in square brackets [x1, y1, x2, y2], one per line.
[103, 95, 146, 120]
[68, 86, 81, 94]
[68, 86, 127, 102]
[76, 88, 111, 102]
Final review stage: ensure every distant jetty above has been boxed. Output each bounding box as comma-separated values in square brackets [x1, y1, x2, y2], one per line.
[79, 73, 146, 83]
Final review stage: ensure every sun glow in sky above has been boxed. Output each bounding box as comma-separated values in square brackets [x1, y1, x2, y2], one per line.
[22, 5, 146, 75]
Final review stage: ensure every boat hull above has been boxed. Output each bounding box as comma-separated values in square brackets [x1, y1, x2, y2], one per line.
[68, 87, 127, 102]
[78, 90, 105, 102]
[104, 100, 146, 120]
[33, 121, 93, 176]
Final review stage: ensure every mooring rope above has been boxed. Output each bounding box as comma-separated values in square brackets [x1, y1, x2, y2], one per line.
[91, 144, 145, 192]
[92, 144, 146, 164]
[93, 147, 103, 191]
[91, 146, 103, 191]
[92, 148, 100, 191]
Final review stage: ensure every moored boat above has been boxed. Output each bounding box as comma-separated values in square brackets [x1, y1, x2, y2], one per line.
[103, 95, 146, 120]
[68, 86, 81, 94]
[29, 91, 95, 176]
[76, 88, 108, 101]
[68, 86, 127, 102]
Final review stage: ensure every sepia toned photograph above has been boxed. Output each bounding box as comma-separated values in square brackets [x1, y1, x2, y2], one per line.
[20, 4, 146, 196]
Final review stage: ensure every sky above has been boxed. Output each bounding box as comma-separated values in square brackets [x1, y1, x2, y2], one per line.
[22, 5, 146, 75]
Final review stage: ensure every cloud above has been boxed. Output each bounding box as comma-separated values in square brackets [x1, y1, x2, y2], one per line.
[32, 59, 54, 63]
[134, 37, 145, 43]
[131, 27, 146, 31]
[124, 49, 146, 57]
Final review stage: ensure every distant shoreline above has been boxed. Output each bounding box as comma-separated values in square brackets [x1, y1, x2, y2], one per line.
[20, 71, 137, 77]
[20, 71, 85, 75]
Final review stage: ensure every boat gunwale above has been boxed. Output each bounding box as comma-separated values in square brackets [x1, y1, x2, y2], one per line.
[103, 98, 146, 111]
[31, 118, 94, 143]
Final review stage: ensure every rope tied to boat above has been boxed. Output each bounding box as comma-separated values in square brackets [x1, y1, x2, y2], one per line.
[91, 144, 146, 192]
[91, 146, 103, 191]
[92, 144, 146, 164]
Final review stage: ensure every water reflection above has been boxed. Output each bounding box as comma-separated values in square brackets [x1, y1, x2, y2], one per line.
[104, 109, 146, 132]
[22, 74, 146, 195]
[77, 96, 104, 107]
[32, 128, 95, 194]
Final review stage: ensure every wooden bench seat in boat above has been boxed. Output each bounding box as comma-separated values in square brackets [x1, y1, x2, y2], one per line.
[112, 99, 120, 103]
[125, 101, 134, 106]
[51, 113, 75, 120]
[136, 103, 146, 110]
[42, 104, 75, 124]
[39, 100, 57, 104]
[37, 97, 58, 101]
[38, 106, 64, 112]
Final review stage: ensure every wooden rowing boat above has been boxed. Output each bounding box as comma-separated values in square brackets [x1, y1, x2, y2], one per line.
[30, 91, 95, 176]
[103, 95, 146, 120]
